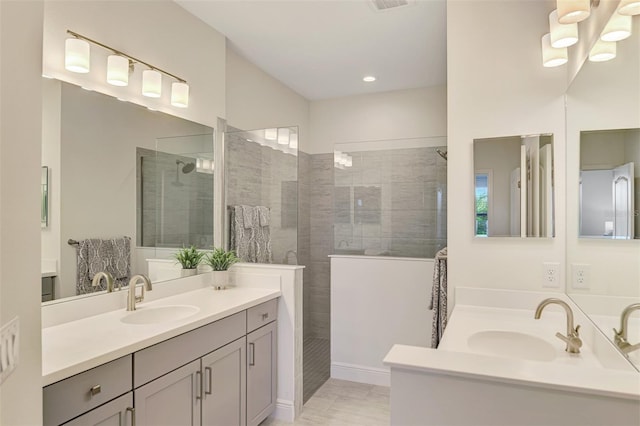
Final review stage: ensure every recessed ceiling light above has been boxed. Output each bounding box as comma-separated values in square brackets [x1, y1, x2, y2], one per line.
[363, 76, 376, 82]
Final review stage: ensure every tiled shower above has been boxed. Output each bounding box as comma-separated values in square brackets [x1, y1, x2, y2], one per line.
[225, 129, 447, 401]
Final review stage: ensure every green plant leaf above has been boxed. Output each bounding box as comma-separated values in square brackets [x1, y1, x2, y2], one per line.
[204, 247, 239, 271]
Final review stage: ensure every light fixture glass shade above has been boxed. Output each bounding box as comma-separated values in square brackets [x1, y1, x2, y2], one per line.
[556, 0, 590, 24]
[549, 10, 579, 48]
[618, 0, 640, 16]
[589, 39, 617, 62]
[142, 70, 162, 98]
[265, 128, 277, 140]
[289, 132, 298, 149]
[106, 55, 129, 86]
[601, 13, 632, 41]
[171, 82, 189, 108]
[541, 34, 568, 67]
[65, 38, 90, 73]
[277, 128, 290, 145]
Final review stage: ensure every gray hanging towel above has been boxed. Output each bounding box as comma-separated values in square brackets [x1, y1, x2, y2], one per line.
[229, 205, 272, 263]
[430, 246, 448, 348]
[76, 236, 131, 295]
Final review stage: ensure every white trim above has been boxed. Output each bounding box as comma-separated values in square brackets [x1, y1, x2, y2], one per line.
[271, 399, 295, 422]
[331, 362, 391, 386]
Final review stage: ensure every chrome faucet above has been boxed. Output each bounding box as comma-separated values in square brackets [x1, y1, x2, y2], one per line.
[92, 271, 116, 292]
[614, 303, 640, 355]
[126, 274, 152, 311]
[534, 298, 582, 354]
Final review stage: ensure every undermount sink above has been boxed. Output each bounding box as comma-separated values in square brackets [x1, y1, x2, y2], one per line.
[467, 330, 557, 362]
[120, 305, 200, 325]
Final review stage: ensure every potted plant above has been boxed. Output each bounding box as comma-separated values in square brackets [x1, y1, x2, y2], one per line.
[173, 245, 205, 277]
[204, 247, 239, 289]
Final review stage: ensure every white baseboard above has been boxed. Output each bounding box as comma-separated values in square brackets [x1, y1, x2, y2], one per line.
[271, 399, 295, 423]
[331, 362, 390, 386]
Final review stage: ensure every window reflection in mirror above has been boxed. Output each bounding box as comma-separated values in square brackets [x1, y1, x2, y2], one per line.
[579, 128, 639, 240]
[473, 134, 554, 238]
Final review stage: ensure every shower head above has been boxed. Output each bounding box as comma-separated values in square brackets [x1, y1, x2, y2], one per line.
[176, 160, 196, 174]
[436, 149, 448, 161]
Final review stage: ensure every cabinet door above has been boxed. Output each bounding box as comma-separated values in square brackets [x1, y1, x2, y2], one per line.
[134, 359, 201, 426]
[201, 337, 246, 426]
[246, 321, 277, 426]
[63, 392, 133, 426]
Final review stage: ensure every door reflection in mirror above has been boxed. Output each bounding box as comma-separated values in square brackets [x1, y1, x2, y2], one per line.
[473, 134, 554, 238]
[579, 128, 639, 240]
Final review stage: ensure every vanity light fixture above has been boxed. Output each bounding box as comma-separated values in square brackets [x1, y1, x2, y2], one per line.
[65, 37, 90, 73]
[107, 55, 130, 87]
[541, 33, 568, 67]
[556, 0, 591, 24]
[64, 30, 189, 108]
[589, 38, 616, 61]
[363, 75, 376, 82]
[601, 12, 632, 41]
[618, 0, 640, 15]
[142, 69, 162, 98]
[278, 128, 290, 145]
[549, 10, 579, 47]
[265, 128, 278, 141]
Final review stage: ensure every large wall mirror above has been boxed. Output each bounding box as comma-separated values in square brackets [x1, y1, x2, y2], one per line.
[473, 134, 554, 238]
[566, 16, 640, 370]
[41, 80, 214, 302]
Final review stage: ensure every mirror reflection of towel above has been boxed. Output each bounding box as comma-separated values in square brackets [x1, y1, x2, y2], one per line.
[430, 247, 448, 348]
[76, 236, 131, 294]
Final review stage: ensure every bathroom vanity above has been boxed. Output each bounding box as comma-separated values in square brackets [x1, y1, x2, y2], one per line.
[42, 286, 279, 426]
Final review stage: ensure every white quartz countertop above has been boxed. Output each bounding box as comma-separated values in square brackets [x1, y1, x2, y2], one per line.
[384, 303, 640, 400]
[42, 286, 280, 386]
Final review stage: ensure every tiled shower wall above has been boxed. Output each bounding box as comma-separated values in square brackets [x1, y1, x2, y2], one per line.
[137, 148, 214, 249]
[225, 133, 298, 263]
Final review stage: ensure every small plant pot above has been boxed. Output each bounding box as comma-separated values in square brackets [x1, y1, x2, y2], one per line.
[212, 270, 229, 290]
[181, 268, 197, 278]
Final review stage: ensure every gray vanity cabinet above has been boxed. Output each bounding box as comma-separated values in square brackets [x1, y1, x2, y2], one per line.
[134, 359, 201, 425]
[247, 321, 277, 426]
[201, 337, 247, 426]
[63, 393, 133, 426]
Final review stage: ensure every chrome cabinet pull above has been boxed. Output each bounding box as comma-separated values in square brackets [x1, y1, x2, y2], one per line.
[126, 407, 135, 426]
[205, 366, 212, 395]
[249, 342, 255, 366]
[90, 384, 101, 397]
[195, 370, 202, 400]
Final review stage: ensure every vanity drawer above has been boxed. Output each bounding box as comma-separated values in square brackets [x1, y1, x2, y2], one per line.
[247, 299, 278, 333]
[134, 311, 246, 387]
[43, 355, 132, 426]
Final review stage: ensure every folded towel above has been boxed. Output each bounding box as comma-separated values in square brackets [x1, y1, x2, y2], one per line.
[257, 206, 270, 227]
[241, 205, 258, 229]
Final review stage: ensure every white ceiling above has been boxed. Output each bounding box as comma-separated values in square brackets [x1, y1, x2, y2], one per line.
[175, 0, 447, 100]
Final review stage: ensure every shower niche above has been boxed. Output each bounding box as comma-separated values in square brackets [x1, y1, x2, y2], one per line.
[473, 134, 554, 238]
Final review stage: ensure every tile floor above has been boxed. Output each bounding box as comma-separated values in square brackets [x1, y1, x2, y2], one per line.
[303, 337, 331, 403]
[261, 378, 390, 426]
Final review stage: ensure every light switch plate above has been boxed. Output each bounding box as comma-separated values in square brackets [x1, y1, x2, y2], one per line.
[0, 316, 19, 385]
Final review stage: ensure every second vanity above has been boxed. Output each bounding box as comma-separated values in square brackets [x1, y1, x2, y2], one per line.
[384, 287, 640, 426]
[42, 281, 281, 426]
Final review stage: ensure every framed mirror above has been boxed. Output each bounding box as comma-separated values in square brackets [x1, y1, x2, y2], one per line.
[41, 79, 214, 302]
[566, 16, 640, 370]
[473, 134, 554, 238]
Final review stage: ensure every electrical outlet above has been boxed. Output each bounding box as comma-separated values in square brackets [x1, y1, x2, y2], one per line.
[0, 316, 19, 385]
[571, 263, 590, 289]
[542, 262, 561, 288]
